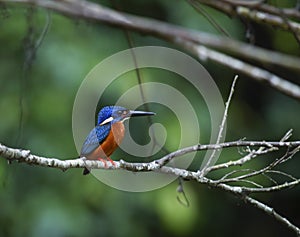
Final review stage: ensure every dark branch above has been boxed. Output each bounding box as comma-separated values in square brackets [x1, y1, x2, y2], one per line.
[3, 0, 300, 100]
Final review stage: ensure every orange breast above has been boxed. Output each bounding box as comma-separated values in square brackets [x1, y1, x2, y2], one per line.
[87, 122, 125, 160]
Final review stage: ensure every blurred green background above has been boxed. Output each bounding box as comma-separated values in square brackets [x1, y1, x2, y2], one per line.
[1, 0, 300, 236]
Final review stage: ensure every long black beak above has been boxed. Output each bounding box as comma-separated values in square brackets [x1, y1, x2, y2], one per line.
[129, 110, 155, 117]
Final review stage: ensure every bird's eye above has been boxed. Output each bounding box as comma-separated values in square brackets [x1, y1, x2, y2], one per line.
[117, 110, 128, 116]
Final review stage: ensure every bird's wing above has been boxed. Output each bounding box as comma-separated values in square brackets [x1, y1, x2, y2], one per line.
[80, 126, 110, 156]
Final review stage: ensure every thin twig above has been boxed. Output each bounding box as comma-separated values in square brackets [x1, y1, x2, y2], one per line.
[219, 169, 253, 181]
[176, 177, 190, 207]
[207, 146, 277, 172]
[243, 195, 300, 236]
[188, 0, 231, 37]
[266, 170, 298, 182]
[17, 8, 51, 145]
[216, 147, 300, 186]
[280, 129, 293, 142]
[154, 139, 300, 167]
[200, 75, 238, 175]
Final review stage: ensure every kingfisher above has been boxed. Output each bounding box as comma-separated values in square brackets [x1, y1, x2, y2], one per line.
[81, 105, 155, 175]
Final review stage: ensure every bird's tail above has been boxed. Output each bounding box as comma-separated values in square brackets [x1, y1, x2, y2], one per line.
[83, 167, 90, 175]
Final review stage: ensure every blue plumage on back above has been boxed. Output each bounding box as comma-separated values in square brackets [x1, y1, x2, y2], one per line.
[80, 106, 124, 156]
[80, 124, 111, 155]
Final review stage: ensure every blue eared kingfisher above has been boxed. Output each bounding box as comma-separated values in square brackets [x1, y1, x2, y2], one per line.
[81, 106, 155, 174]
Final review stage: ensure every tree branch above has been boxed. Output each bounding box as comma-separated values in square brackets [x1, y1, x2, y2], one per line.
[1, 140, 300, 172]
[1, 140, 300, 234]
[243, 196, 300, 236]
[3, 0, 300, 100]
[195, 0, 300, 35]
[179, 40, 300, 100]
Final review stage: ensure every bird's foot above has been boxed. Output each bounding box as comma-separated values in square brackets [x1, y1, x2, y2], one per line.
[106, 157, 116, 167]
[97, 157, 116, 168]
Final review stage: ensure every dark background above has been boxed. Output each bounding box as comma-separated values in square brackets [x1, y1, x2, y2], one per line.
[0, 0, 299, 236]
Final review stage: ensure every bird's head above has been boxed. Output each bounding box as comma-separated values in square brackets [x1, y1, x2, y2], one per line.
[97, 106, 155, 126]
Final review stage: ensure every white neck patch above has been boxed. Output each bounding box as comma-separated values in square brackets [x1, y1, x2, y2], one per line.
[99, 116, 114, 126]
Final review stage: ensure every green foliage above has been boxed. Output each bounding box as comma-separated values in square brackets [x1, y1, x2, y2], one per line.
[0, 1, 299, 237]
